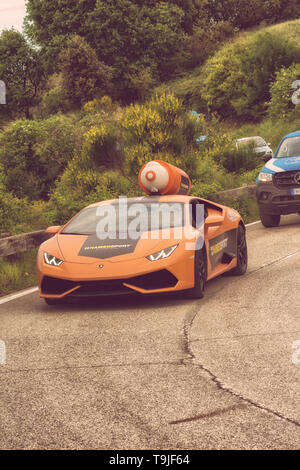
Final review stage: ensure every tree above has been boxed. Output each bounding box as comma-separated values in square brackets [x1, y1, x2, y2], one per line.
[86, 1, 186, 100]
[58, 35, 113, 109]
[0, 29, 44, 118]
[203, 0, 300, 29]
[25, 0, 186, 102]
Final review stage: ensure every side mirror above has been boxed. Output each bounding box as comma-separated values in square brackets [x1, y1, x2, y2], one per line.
[45, 226, 62, 235]
[205, 215, 224, 227]
[263, 154, 272, 162]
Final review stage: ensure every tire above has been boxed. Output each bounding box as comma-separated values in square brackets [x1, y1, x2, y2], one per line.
[44, 298, 63, 306]
[185, 248, 207, 299]
[231, 224, 248, 276]
[259, 209, 280, 228]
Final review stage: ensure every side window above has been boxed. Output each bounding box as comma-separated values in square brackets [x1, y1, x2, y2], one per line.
[189, 200, 207, 228]
[190, 201, 197, 228]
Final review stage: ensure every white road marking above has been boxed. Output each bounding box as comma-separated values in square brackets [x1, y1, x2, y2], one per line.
[0, 219, 262, 305]
[246, 220, 261, 227]
[0, 287, 38, 305]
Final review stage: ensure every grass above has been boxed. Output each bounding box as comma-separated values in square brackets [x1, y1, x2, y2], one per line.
[0, 248, 38, 297]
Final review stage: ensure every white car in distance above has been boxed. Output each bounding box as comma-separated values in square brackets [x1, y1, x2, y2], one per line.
[236, 136, 273, 162]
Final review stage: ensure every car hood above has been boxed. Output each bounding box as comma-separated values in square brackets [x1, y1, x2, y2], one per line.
[263, 156, 300, 173]
[56, 229, 184, 264]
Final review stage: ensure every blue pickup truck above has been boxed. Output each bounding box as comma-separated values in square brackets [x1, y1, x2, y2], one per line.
[256, 131, 300, 227]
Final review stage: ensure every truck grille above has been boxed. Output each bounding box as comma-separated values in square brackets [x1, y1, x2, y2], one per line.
[274, 170, 300, 188]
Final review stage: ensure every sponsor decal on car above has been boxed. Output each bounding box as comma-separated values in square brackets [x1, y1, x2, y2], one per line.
[83, 244, 131, 251]
[227, 211, 237, 222]
[210, 238, 228, 256]
[78, 235, 139, 259]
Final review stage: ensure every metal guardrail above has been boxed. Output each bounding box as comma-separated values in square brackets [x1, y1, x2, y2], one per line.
[213, 184, 256, 201]
[0, 230, 51, 257]
[0, 185, 256, 257]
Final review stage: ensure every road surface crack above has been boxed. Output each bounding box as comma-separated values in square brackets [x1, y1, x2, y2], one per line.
[182, 306, 300, 429]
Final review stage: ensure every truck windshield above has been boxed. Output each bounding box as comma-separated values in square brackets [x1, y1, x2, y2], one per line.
[277, 136, 300, 158]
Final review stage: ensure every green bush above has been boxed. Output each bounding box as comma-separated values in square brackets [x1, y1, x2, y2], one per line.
[0, 117, 76, 200]
[268, 63, 300, 119]
[122, 92, 204, 154]
[201, 32, 300, 120]
[46, 156, 136, 225]
[217, 143, 262, 174]
[0, 189, 47, 234]
[82, 123, 125, 172]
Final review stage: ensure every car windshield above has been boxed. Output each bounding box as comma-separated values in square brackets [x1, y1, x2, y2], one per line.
[276, 136, 300, 158]
[62, 202, 185, 235]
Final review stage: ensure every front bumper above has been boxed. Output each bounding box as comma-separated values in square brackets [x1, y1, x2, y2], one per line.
[37, 249, 195, 299]
[256, 181, 300, 215]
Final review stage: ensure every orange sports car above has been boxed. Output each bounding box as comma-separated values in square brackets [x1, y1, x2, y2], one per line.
[37, 161, 247, 305]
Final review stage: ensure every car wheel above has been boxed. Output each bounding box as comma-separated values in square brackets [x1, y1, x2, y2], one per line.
[231, 224, 248, 276]
[259, 209, 280, 228]
[44, 298, 63, 306]
[185, 248, 207, 299]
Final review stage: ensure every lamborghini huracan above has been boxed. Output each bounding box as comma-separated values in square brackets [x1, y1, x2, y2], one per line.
[37, 161, 247, 305]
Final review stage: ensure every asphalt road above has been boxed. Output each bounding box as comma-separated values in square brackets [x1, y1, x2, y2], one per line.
[0, 215, 300, 450]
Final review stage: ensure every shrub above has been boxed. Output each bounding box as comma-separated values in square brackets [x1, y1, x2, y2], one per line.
[201, 32, 300, 120]
[0, 189, 47, 234]
[268, 63, 300, 119]
[0, 116, 76, 200]
[83, 96, 114, 114]
[82, 123, 125, 171]
[122, 92, 204, 155]
[47, 158, 135, 225]
[126, 66, 158, 102]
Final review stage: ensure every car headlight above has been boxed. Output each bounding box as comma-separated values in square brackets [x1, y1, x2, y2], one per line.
[147, 245, 178, 262]
[44, 252, 63, 266]
[258, 172, 273, 182]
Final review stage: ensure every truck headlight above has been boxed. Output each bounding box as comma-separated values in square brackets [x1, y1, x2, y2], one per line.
[147, 245, 178, 262]
[258, 172, 273, 182]
[44, 253, 63, 266]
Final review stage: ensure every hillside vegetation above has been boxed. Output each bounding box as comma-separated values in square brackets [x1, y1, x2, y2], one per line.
[0, 5, 300, 235]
